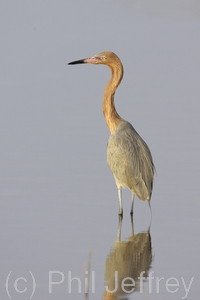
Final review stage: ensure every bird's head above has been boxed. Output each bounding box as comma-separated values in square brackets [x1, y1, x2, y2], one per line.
[68, 51, 121, 66]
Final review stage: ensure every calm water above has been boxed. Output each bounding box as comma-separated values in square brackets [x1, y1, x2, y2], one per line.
[1, 1, 200, 299]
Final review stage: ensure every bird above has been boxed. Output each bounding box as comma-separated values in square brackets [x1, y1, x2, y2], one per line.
[68, 51, 155, 215]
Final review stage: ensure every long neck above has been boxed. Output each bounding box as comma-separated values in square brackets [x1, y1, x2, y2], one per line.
[103, 61, 124, 133]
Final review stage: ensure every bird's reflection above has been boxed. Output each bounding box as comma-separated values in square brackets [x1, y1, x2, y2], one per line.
[103, 216, 152, 300]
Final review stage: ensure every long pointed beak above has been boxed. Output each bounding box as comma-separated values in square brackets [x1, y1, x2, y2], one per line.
[68, 58, 87, 65]
[68, 56, 99, 65]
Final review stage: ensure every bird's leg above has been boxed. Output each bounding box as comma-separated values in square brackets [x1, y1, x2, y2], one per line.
[148, 200, 152, 227]
[117, 214, 123, 241]
[118, 188, 123, 216]
[130, 213, 134, 236]
[130, 193, 135, 215]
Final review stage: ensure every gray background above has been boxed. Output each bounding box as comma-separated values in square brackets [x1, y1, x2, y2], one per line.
[0, 1, 200, 299]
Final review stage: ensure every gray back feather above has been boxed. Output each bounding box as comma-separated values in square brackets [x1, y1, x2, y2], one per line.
[107, 120, 155, 200]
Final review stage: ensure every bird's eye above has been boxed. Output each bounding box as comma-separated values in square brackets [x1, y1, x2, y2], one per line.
[94, 55, 106, 62]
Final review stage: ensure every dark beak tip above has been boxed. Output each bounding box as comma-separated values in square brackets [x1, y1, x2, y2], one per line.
[68, 59, 86, 65]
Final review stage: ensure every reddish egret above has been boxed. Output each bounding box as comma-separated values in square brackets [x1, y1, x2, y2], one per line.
[68, 51, 155, 215]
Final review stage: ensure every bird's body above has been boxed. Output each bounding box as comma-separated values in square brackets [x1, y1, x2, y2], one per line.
[107, 120, 154, 200]
[68, 51, 155, 215]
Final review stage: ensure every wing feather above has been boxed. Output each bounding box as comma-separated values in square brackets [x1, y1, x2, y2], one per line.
[107, 121, 155, 200]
